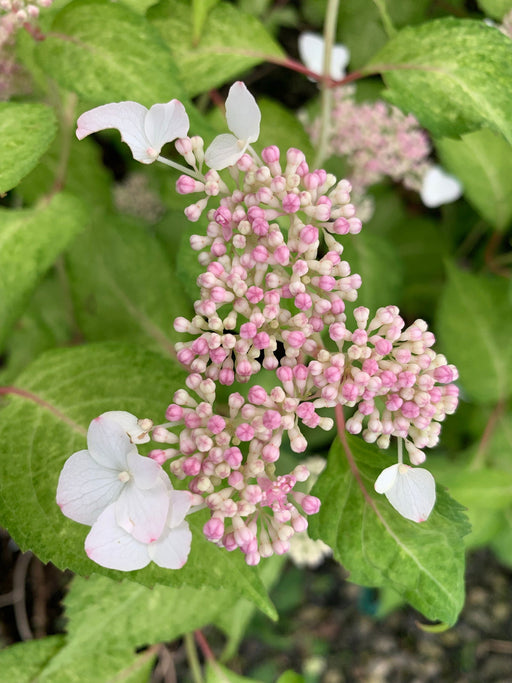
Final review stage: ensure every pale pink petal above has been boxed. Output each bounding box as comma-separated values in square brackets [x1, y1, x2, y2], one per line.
[102, 410, 151, 444]
[384, 465, 436, 523]
[148, 521, 192, 569]
[331, 43, 350, 80]
[167, 490, 192, 528]
[56, 450, 124, 525]
[144, 100, 190, 154]
[126, 450, 167, 489]
[76, 101, 155, 163]
[420, 166, 463, 208]
[115, 476, 170, 543]
[85, 504, 150, 571]
[374, 463, 399, 494]
[87, 415, 136, 470]
[225, 82, 260, 143]
[205, 133, 243, 170]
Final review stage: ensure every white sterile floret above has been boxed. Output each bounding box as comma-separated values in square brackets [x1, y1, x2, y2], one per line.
[298, 31, 350, 80]
[101, 410, 153, 444]
[204, 81, 261, 170]
[374, 463, 436, 523]
[420, 165, 463, 208]
[56, 413, 170, 543]
[84, 490, 193, 571]
[76, 100, 190, 164]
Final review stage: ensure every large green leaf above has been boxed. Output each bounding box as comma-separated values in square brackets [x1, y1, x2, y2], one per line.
[39, 0, 187, 107]
[66, 212, 193, 355]
[437, 265, 512, 404]
[256, 98, 314, 161]
[476, 0, 512, 20]
[0, 103, 57, 194]
[0, 192, 86, 350]
[0, 343, 276, 619]
[149, 0, 283, 97]
[0, 636, 66, 683]
[370, 18, 512, 144]
[37, 575, 240, 683]
[309, 436, 469, 625]
[436, 129, 512, 231]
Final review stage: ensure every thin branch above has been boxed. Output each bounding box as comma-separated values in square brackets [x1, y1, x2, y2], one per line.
[12, 551, 34, 641]
[470, 399, 506, 471]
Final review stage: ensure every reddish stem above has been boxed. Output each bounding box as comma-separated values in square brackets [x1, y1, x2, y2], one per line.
[194, 630, 215, 662]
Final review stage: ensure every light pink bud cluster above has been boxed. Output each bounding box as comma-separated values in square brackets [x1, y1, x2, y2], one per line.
[174, 146, 362, 384]
[307, 85, 431, 198]
[150, 378, 327, 564]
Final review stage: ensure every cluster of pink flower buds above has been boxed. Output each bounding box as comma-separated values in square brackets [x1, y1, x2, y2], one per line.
[307, 85, 431, 198]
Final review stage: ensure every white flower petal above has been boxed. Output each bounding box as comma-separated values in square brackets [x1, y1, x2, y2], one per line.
[225, 81, 261, 143]
[87, 415, 136, 470]
[384, 465, 436, 523]
[374, 463, 399, 494]
[148, 521, 192, 569]
[85, 504, 150, 571]
[101, 410, 151, 444]
[126, 450, 167, 490]
[331, 43, 351, 80]
[298, 32, 325, 76]
[144, 100, 190, 155]
[167, 490, 192, 528]
[420, 165, 463, 208]
[76, 101, 155, 163]
[205, 133, 243, 170]
[115, 476, 170, 543]
[298, 32, 350, 80]
[56, 450, 124, 525]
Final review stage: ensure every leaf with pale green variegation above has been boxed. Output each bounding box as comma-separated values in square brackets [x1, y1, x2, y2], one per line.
[437, 264, 512, 404]
[370, 18, 512, 144]
[0, 102, 57, 195]
[149, 0, 283, 98]
[0, 636, 66, 683]
[0, 343, 276, 620]
[0, 193, 86, 351]
[309, 435, 469, 625]
[436, 129, 512, 231]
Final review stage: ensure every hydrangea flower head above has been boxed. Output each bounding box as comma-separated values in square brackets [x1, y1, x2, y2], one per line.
[76, 100, 190, 164]
[204, 81, 261, 170]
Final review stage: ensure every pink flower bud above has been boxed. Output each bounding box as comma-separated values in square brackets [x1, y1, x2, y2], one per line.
[204, 518, 224, 541]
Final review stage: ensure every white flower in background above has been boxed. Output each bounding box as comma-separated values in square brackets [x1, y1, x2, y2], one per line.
[56, 413, 170, 543]
[420, 165, 463, 208]
[374, 463, 436, 523]
[298, 31, 350, 80]
[76, 100, 190, 164]
[204, 81, 261, 170]
[85, 489, 193, 571]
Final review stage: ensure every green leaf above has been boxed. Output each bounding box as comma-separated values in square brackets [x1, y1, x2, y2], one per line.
[490, 510, 512, 566]
[38, 575, 238, 683]
[370, 18, 512, 144]
[0, 192, 86, 350]
[0, 636, 66, 682]
[476, 0, 512, 20]
[342, 231, 403, 313]
[309, 436, 469, 625]
[256, 98, 314, 161]
[0, 343, 275, 619]
[39, 0, 187, 107]
[0, 103, 57, 195]
[149, 0, 284, 97]
[436, 129, 512, 231]
[437, 264, 512, 404]
[275, 672, 305, 683]
[192, 0, 220, 41]
[66, 212, 193, 355]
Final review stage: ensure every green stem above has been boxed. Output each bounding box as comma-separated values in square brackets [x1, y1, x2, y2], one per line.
[469, 400, 506, 471]
[372, 0, 397, 38]
[313, 0, 340, 168]
[184, 632, 204, 683]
